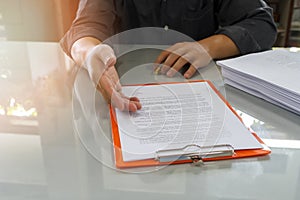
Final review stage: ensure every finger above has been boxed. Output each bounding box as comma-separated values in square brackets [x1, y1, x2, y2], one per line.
[100, 74, 139, 112]
[98, 66, 140, 112]
[111, 90, 127, 111]
[112, 92, 140, 112]
[161, 53, 181, 74]
[153, 43, 183, 70]
[153, 64, 162, 75]
[129, 96, 140, 102]
[160, 64, 170, 75]
[119, 95, 142, 111]
[184, 64, 197, 79]
[106, 67, 122, 91]
[115, 82, 122, 92]
[154, 44, 177, 71]
[127, 101, 139, 112]
[99, 84, 141, 112]
[129, 97, 142, 110]
[166, 57, 188, 77]
[154, 51, 170, 74]
[99, 73, 124, 110]
[127, 99, 142, 112]
[154, 50, 170, 65]
[96, 83, 111, 103]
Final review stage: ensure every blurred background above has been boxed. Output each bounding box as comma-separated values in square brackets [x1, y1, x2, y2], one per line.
[0, 0, 300, 47]
[0, 0, 299, 47]
[0, 0, 78, 42]
[0, 0, 78, 134]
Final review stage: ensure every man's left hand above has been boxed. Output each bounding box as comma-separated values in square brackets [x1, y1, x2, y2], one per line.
[154, 42, 211, 79]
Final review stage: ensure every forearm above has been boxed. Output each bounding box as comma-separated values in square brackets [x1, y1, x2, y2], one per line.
[198, 34, 240, 60]
[60, 0, 115, 58]
[215, 0, 276, 54]
[71, 37, 102, 67]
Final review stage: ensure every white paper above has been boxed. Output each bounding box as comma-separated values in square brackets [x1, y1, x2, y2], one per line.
[218, 49, 300, 94]
[115, 82, 262, 162]
[217, 49, 300, 115]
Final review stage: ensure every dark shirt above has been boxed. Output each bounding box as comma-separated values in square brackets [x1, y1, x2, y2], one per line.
[60, 0, 277, 58]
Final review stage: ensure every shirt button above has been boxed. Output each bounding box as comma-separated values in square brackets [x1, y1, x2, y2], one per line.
[164, 25, 169, 31]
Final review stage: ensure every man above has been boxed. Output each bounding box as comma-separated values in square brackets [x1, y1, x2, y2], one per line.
[61, 0, 277, 112]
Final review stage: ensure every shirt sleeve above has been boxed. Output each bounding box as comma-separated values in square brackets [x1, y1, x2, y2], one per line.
[60, 0, 116, 58]
[214, 0, 277, 55]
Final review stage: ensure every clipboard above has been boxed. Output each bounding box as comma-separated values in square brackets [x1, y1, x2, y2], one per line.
[109, 80, 271, 168]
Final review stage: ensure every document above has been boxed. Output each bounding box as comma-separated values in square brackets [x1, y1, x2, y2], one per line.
[114, 82, 262, 162]
[217, 49, 300, 115]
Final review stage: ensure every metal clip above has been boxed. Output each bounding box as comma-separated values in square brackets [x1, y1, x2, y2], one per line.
[155, 144, 234, 165]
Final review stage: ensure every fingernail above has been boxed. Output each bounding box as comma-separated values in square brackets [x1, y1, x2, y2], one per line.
[167, 71, 173, 77]
[184, 73, 190, 79]
[160, 67, 167, 74]
[137, 103, 142, 110]
[154, 66, 161, 75]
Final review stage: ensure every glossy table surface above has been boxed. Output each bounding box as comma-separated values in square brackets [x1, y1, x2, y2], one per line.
[0, 41, 300, 200]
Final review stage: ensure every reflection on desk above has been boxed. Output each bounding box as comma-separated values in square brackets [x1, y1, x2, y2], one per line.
[0, 41, 300, 200]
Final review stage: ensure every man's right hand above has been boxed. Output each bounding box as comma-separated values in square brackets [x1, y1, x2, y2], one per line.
[72, 37, 141, 112]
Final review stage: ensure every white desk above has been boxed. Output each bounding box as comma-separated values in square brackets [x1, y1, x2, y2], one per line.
[0, 41, 300, 200]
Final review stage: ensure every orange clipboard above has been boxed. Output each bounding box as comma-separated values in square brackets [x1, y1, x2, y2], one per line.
[109, 80, 271, 169]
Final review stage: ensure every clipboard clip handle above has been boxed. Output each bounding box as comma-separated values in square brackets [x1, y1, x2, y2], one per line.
[155, 144, 235, 166]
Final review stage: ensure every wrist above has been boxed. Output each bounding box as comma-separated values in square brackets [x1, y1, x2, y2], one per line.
[198, 34, 240, 60]
[71, 37, 101, 66]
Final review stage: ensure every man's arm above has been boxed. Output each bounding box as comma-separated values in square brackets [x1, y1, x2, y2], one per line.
[60, 0, 116, 59]
[215, 0, 277, 54]
[155, 34, 239, 78]
[184, 34, 240, 78]
[155, 0, 276, 78]
[71, 36, 142, 112]
[64, 0, 141, 112]
[198, 34, 239, 60]
[71, 37, 101, 66]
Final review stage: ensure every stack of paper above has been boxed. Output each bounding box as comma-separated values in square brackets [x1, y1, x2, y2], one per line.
[217, 49, 300, 115]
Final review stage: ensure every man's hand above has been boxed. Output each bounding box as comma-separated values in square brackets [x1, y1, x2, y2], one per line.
[85, 44, 142, 112]
[154, 42, 211, 79]
[154, 35, 241, 79]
